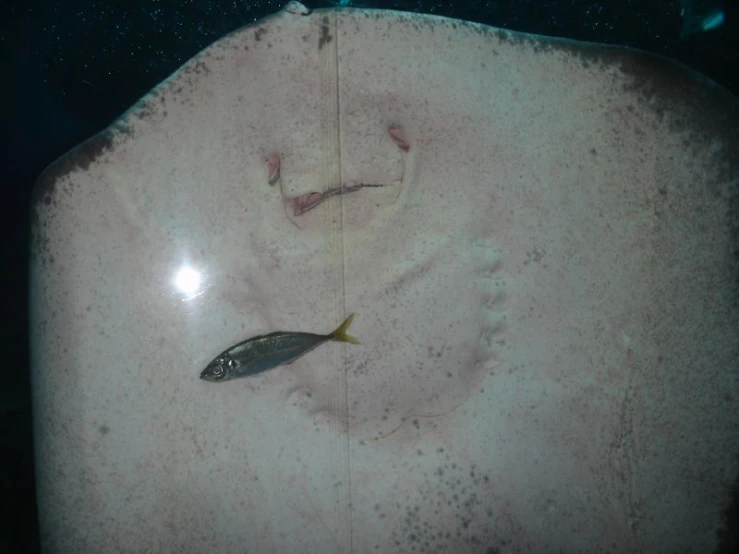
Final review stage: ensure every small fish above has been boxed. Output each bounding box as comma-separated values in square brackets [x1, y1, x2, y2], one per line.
[679, 1, 725, 39]
[200, 314, 360, 383]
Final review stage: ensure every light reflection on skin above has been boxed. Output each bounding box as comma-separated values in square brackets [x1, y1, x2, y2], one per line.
[172, 264, 208, 301]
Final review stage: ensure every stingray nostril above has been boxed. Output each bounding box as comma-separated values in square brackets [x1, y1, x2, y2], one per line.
[388, 123, 411, 152]
[266, 153, 281, 185]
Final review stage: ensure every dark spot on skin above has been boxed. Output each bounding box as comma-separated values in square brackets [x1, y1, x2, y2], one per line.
[31, 130, 116, 226]
[486, 547, 500, 554]
[319, 17, 332, 49]
[254, 27, 266, 41]
[135, 99, 156, 120]
[192, 61, 210, 75]
[113, 121, 132, 137]
[98, 425, 110, 435]
[524, 247, 546, 265]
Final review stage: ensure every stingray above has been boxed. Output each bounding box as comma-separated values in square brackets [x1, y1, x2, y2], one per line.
[30, 2, 738, 552]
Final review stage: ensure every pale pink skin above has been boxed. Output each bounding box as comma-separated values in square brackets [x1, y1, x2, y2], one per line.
[29, 3, 739, 554]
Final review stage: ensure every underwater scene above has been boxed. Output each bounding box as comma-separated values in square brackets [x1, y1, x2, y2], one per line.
[3, 0, 737, 553]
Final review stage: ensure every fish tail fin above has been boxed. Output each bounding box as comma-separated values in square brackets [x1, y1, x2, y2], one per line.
[330, 314, 360, 344]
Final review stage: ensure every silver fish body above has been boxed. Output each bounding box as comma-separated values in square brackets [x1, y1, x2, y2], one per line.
[200, 314, 359, 383]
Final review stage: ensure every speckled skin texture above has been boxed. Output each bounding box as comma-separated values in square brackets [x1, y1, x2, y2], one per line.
[29, 2, 739, 553]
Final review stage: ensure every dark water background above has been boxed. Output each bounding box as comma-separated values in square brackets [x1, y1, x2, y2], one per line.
[2, 1, 737, 552]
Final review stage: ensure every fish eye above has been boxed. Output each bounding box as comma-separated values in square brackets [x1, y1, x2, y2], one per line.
[210, 359, 228, 378]
[212, 356, 235, 378]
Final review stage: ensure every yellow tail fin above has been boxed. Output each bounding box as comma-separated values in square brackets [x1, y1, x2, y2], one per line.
[330, 314, 360, 344]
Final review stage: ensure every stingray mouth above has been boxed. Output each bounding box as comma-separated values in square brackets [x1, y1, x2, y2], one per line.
[289, 183, 388, 216]
[269, 124, 410, 220]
